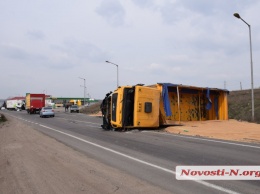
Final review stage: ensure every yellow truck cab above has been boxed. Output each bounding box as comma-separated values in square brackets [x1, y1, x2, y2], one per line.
[101, 84, 160, 130]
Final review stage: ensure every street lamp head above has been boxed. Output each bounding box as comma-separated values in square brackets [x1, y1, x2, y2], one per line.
[105, 60, 119, 87]
[233, 13, 241, 19]
[78, 77, 85, 80]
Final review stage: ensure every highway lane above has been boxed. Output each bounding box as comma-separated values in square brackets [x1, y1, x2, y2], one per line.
[3, 109, 260, 194]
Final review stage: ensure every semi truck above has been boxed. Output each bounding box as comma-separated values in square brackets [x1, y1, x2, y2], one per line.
[26, 93, 45, 114]
[100, 83, 229, 130]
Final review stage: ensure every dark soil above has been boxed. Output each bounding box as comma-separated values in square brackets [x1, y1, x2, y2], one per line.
[228, 88, 260, 123]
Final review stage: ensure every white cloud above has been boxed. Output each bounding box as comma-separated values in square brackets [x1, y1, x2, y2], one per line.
[0, 0, 260, 99]
[96, 0, 126, 27]
[26, 30, 45, 40]
[0, 44, 30, 60]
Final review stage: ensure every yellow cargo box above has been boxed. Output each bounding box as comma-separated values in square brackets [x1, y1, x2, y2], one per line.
[152, 83, 229, 125]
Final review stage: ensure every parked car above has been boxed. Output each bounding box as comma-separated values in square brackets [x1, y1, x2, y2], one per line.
[70, 105, 79, 113]
[40, 107, 55, 118]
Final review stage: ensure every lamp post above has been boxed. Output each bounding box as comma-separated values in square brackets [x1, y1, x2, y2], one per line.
[78, 77, 86, 106]
[106, 61, 119, 88]
[233, 13, 254, 121]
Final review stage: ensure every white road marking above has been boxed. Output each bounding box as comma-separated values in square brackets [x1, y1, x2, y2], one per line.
[6, 112, 260, 149]
[3, 114, 246, 193]
[37, 123, 240, 194]
[143, 131, 260, 149]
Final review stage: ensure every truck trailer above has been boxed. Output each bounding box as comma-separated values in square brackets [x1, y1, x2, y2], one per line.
[6, 97, 25, 111]
[100, 83, 229, 130]
[26, 93, 45, 114]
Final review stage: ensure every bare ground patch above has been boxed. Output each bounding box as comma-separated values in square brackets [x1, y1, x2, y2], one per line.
[165, 119, 260, 143]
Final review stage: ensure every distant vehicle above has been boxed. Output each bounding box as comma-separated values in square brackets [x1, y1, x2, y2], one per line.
[6, 97, 25, 111]
[26, 93, 45, 114]
[40, 107, 55, 118]
[70, 105, 79, 113]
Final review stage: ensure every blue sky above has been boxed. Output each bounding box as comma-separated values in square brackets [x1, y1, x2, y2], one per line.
[1, 0, 259, 99]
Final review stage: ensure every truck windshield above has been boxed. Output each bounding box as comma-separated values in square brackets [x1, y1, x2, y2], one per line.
[111, 93, 118, 122]
[122, 88, 134, 127]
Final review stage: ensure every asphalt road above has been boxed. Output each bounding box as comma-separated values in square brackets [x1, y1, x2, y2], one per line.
[3, 109, 260, 194]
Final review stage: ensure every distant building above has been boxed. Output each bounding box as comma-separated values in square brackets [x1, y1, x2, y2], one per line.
[48, 97, 98, 107]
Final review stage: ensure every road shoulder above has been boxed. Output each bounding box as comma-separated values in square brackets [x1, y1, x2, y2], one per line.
[0, 115, 171, 194]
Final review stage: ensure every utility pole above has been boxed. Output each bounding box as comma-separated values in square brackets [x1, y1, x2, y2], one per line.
[233, 13, 254, 121]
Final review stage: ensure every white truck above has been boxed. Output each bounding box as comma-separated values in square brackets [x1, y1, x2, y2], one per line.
[6, 97, 25, 111]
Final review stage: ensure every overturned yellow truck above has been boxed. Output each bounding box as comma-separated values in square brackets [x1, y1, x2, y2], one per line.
[100, 83, 229, 130]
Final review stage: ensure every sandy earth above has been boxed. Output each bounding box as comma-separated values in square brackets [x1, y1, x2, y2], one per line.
[165, 119, 260, 144]
[0, 115, 171, 194]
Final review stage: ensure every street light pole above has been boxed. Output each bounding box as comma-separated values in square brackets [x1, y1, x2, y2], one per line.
[106, 61, 119, 88]
[233, 13, 254, 121]
[78, 77, 86, 106]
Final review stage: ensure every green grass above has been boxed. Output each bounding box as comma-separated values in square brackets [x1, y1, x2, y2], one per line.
[228, 88, 260, 123]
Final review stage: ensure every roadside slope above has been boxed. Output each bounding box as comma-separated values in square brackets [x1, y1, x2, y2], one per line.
[229, 88, 260, 123]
